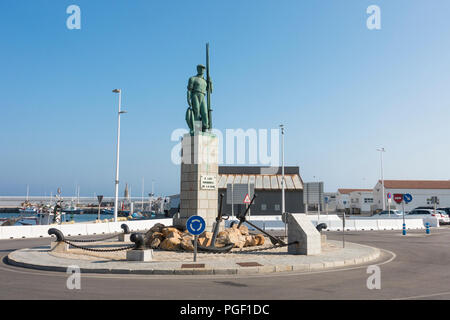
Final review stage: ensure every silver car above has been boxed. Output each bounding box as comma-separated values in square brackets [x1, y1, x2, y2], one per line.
[407, 209, 450, 224]
[372, 210, 403, 217]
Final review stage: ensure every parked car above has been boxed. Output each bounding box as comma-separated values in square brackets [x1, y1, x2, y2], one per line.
[413, 206, 434, 210]
[437, 208, 450, 216]
[372, 210, 403, 217]
[407, 209, 450, 224]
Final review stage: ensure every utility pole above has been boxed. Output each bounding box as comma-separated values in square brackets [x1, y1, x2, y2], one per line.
[113, 89, 127, 222]
[377, 147, 386, 211]
[280, 125, 286, 238]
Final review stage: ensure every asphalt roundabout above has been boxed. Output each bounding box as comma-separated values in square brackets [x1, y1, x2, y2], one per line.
[6, 239, 381, 276]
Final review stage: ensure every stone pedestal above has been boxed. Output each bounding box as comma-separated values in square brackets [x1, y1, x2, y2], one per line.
[287, 213, 322, 255]
[50, 241, 69, 253]
[321, 234, 327, 245]
[173, 133, 220, 231]
[118, 234, 131, 242]
[126, 249, 153, 262]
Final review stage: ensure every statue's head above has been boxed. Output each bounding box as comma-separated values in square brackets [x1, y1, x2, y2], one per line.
[197, 64, 206, 75]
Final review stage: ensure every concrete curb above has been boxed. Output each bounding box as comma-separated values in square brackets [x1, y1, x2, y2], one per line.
[6, 242, 381, 276]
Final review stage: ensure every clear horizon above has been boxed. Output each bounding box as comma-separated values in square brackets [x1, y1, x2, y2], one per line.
[2, 1, 450, 197]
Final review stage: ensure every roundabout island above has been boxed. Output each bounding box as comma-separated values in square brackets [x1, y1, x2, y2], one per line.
[7, 231, 381, 276]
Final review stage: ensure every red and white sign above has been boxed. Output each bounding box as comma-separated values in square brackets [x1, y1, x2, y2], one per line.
[243, 193, 251, 204]
[393, 193, 403, 204]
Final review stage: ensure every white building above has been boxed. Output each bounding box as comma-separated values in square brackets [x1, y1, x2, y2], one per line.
[373, 180, 450, 212]
[323, 192, 338, 212]
[349, 190, 374, 214]
[336, 189, 372, 213]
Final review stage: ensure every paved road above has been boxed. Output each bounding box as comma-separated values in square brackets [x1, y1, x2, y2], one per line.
[0, 228, 449, 300]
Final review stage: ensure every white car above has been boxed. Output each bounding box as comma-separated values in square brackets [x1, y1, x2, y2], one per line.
[372, 210, 403, 217]
[407, 209, 450, 224]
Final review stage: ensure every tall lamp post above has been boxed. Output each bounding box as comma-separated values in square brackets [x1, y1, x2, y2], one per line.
[376, 147, 386, 211]
[113, 89, 127, 222]
[280, 125, 286, 238]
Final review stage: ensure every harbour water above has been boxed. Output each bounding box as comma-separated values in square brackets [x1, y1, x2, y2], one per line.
[0, 212, 123, 226]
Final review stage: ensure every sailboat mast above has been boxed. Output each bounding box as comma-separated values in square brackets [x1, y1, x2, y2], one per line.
[141, 178, 144, 211]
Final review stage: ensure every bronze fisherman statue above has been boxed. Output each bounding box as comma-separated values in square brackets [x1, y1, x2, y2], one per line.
[186, 44, 213, 135]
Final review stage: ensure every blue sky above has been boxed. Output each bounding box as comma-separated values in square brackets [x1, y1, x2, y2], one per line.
[1, 0, 450, 197]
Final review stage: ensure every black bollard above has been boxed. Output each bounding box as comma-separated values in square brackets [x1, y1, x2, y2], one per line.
[121, 224, 131, 234]
[316, 223, 328, 233]
[48, 228, 65, 242]
[130, 233, 145, 250]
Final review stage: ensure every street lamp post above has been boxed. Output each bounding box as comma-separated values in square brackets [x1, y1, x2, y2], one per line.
[376, 147, 386, 211]
[113, 89, 127, 222]
[280, 125, 286, 238]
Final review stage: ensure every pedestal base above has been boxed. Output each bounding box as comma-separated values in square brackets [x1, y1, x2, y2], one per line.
[50, 242, 69, 253]
[126, 249, 153, 262]
[174, 133, 219, 231]
[118, 234, 131, 242]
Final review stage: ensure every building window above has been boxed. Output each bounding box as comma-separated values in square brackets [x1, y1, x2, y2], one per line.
[364, 198, 373, 204]
[274, 204, 280, 211]
[261, 204, 267, 211]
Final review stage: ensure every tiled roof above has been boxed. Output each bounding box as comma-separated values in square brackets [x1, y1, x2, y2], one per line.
[338, 188, 373, 194]
[379, 180, 450, 190]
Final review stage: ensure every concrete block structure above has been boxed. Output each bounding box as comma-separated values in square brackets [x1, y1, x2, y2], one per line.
[173, 133, 220, 231]
[126, 249, 153, 262]
[287, 213, 321, 255]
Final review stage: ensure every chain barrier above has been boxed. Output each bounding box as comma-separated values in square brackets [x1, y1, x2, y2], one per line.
[163, 241, 299, 255]
[65, 233, 120, 243]
[213, 241, 298, 255]
[227, 241, 299, 254]
[59, 239, 297, 254]
[63, 239, 136, 252]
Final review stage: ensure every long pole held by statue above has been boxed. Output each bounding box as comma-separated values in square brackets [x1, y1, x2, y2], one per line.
[206, 43, 212, 131]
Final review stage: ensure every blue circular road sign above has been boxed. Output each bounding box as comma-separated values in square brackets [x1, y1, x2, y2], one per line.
[186, 215, 206, 236]
[387, 192, 392, 199]
[403, 193, 413, 204]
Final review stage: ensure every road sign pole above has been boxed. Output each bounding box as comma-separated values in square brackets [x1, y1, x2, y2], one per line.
[402, 201, 406, 236]
[342, 211, 346, 248]
[386, 192, 392, 217]
[186, 215, 206, 263]
[194, 235, 198, 262]
[388, 200, 390, 217]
